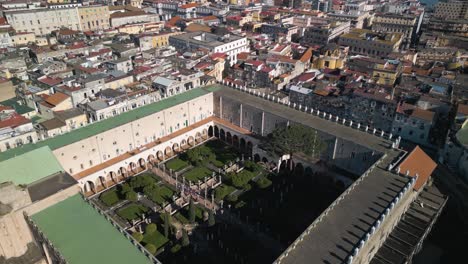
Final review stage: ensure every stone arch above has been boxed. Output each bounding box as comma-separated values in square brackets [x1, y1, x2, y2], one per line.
[118, 167, 127, 178]
[156, 150, 164, 161]
[180, 139, 188, 150]
[247, 141, 253, 153]
[226, 132, 232, 144]
[195, 132, 202, 143]
[97, 176, 106, 189]
[219, 129, 225, 141]
[187, 136, 195, 146]
[208, 126, 214, 137]
[202, 128, 208, 139]
[214, 126, 220, 137]
[262, 157, 269, 163]
[108, 171, 118, 183]
[138, 158, 146, 170]
[173, 142, 180, 153]
[240, 138, 246, 151]
[128, 162, 137, 173]
[233, 135, 239, 147]
[254, 154, 261, 162]
[164, 146, 172, 157]
[85, 181, 95, 193]
[147, 154, 156, 163]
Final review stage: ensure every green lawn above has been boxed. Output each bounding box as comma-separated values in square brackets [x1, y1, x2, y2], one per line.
[100, 189, 121, 207]
[205, 140, 240, 163]
[166, 158, 189, 171]
[214, 184, 237, 201]
[176, 205, 206, 224]
[183, 166, 213, 182]
[142, 229, 168, 251]
[147, 185, 174, 205]
[116, 203, 149, 221]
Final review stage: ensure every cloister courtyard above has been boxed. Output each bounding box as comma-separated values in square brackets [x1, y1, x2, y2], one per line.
[87, 134, 348, 263]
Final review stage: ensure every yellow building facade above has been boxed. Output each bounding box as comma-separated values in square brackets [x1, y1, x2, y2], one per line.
[78, 5, 110, 31]
[313, 47, 347, 70]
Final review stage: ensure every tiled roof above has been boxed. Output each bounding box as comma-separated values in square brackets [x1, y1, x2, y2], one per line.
[180, 2, 198, 8]
[38, 76, 62, 86]
[411, 108, 434, 122]
[44, 92, 69, 107]
[0, 113, 30, 129]
[398, 146, 436, 191]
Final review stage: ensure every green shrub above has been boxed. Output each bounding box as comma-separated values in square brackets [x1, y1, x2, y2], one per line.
[214, 184, 235, 201]
[243, 183, 252, 191]
[145, 223, 157, 234]
[244, 160, 262, 172]
[125, 191, 138, 202]
[132, 232, 143, 242]
[166, 158, 189, 171]
[211, 159, 224, 168]
[145, 244, 157, 255]
[100, 190, 120, 207]
[226, 194, 238, 202]
[170, 244, 182, 253]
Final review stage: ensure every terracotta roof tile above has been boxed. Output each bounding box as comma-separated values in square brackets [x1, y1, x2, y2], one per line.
[44, 92, 69, 107]
[398, 146, 437, 191]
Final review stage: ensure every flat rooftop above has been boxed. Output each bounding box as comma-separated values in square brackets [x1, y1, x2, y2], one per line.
[213, 85, 392, 153]
[0, 146, 64, 185]
[31, 194, 151, 264]
[278, 151, 411, 264]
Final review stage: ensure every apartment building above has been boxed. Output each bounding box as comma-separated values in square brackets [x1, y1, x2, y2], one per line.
[372, 13, 418, 49]
[169, 32, 249, 65]
[302, 20, 350, 45]
[433, 0, 468, 20]
[78, 5, 110, 31]
[4, 8, 81, 35]
[338, 29, 403, 57]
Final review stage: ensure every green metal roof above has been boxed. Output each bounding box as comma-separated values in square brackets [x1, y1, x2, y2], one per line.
[0, 87, 214, 162]
[0, 98, 34, 115]
[0, 146, 64, 185]
[31, 195, 151, 264]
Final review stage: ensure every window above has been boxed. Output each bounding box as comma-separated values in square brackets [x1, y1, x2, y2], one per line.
[89, 160, 93, 166]
[80, 164, 84, 169]
[73, 156, 77, 160]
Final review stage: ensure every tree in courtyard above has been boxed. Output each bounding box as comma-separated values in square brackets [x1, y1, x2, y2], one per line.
[145, 243, 157, 255]
[130, 174, 154, 191]
[119, 183, 132, 197]
[163, 213, 170, 238]
[186, 146, 215, 166]
[125, 191, 138, 202]
[188, 199, 196, 223]
[132, 231, 143, 242]
[145, 223, 157, 234]
[261, 124, 326, 170]
[181, 229, 190, 247]
[208, 210, 215, 227]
